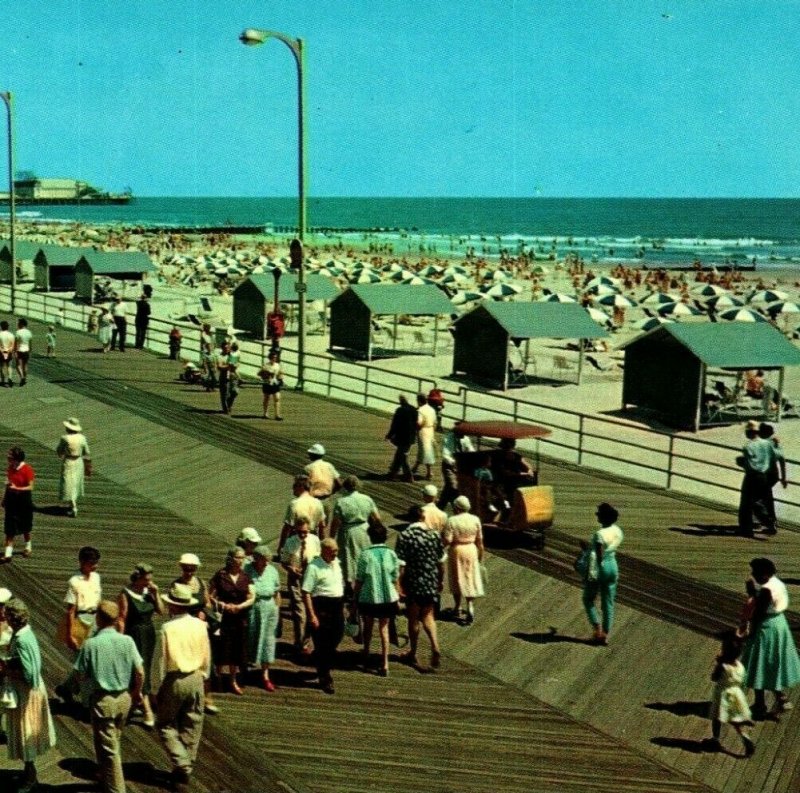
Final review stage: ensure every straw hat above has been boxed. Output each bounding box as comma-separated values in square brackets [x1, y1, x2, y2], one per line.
[0, 587, 12, 604]
[422, 484, 438, 497]
[238, 527, 262, 544]
[454, 495, 471, 512]
[179, 553, 201, 567]
[63, 417, 82, 432]
[162, 582, 199, 608]
[307, 443, 326, 457]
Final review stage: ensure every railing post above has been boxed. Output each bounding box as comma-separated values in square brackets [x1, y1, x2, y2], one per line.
[363, 370, 369, 407]
[666, 435, 675, 490]
[512, 398, 519, 424]
[327, 358, 332, 397]
[461, 387, 468, 421]
[577, 414, 585, 465]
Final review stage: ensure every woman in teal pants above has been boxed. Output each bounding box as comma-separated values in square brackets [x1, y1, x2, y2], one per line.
[581, 503, 624, 645]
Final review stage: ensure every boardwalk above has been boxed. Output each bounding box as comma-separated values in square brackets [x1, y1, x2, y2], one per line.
[0, 317, 798, 793]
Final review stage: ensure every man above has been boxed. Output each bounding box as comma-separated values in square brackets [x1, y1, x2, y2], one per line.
[437, 423, 475, 509]
[758, 422, 787, 536]
[420, 484, 447, 532]
[280, 518, 321, 656]
[305, 443, 342, 500]
[199, 324, 216, 389]
[396, 505, 445, 671]
[151, 582, 211, 791]
[14, 318, 33, 386]
[215, 340, 233, 414]
[302, 538, 345, 694]
[491, 437, 537, 502]
[386, 395, 418, 482]
[74, 601, 144, 793]
[0, 320, 15, 387]
[279, 475, 326, 550]
[736, 420, 778, 537]
[134, 292, 151, 349]
[110, 296, 128, 352]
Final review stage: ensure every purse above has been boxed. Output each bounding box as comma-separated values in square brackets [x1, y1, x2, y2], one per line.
[56, 613, 93, 649]
[574, 548, 599, 582]
[0, 681, 18, 710]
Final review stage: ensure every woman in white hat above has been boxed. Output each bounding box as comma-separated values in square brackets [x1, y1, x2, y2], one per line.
[56, 418, 91, 517]
[244, 545, 281, 691]
[442, 496, 485, 624]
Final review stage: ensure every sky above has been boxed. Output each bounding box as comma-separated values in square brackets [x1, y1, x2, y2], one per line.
[1, 0, 799, 198]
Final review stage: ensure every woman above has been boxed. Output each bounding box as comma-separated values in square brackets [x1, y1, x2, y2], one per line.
[442, 495, 485, 624]
[97, 308, 112, 353]
[244, 545, 281, 691]
[581, 502, 623, 645]
[56, 417, 91, 518]
[258, 349, 283, 420]
[354, 520, 401, 677]
[1, 598, 56, 793]
[3, 446, 35, 563]
[412, 393, 437, 480]
[741, 557, 800, 719]
[235, 527, 262, 564]
[208, 548, 255, 694]
[117, 563, 163, 727]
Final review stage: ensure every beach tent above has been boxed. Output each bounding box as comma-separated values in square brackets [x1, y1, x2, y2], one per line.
[74, 251, 157, 304]
[232, 272, 340, 339]
[0, 240, 44, 283]
[619, 322, 800, 431]
[451, 301, 609, 390]
[329, 283, 453, 360]
[32, 244, 97, 291]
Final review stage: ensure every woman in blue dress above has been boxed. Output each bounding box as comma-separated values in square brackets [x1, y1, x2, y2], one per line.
[245, 545, 281, 692]
[741, 557, 800, 719]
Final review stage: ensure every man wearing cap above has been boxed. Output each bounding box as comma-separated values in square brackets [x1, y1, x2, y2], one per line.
[279, 475, 327, 551]
[280, 518, 321, 656]
[420, 485, 447, 532]
[151, 582, 211, 789]
[74, 601, 144, 793]
[305, 443, 342, 500]
[736, 420, 779, 537]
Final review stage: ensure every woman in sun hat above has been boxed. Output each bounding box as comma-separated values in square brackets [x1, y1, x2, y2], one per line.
[56, 418, 91, 518]
[235, 527, 262, 563]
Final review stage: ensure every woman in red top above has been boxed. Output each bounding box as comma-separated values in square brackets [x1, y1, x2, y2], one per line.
[3, 446, 34, 563]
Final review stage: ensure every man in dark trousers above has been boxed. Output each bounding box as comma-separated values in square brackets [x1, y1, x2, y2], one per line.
[386, 394, 418, 482]
[134, 293, 151, 349]
[110, 296, 128, 352]
[736, 419, 778, 537]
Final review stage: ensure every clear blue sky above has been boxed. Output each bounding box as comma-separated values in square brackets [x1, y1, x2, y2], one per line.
[2, 0, 798, 198]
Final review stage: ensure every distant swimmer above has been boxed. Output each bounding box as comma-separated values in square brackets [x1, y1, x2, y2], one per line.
[662, 13, 673, 19]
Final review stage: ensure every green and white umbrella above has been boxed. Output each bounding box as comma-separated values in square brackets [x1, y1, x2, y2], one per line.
[748, 288, 789, 304]
[481, 282, 523, 299]
[540, 292, 577, 303]
[351, 271, 382, 284]
[641, 291, 680, 306]
[635, 316, 675, 331]
[597, 293, 637, 308]
[691, 284, 728, 298]
[766, 300, 800, 316]
[718, 308, 768, 323]
[657, 301, 703, 317]
[586, 307, 612, 325]
[451, 290, 484, 306]
[706, 294, 744, 309]
[585, 275, 622, 290]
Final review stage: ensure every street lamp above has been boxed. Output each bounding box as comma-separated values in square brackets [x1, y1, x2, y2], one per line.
[240, 27, 307, 390]
[0, 91, 15, 314]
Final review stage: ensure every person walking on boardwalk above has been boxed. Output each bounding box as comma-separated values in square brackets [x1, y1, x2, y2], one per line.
[437, 423, 474, 510]
[281, 518, 321, 658]
[215, 340, 233, 414]
[75, 600, 144, 793]
[134, 292, 151, 349]
[442, 496, 485, 625]
[244, 545, 281, 692]
[1, 598, 56, 793]
[110, 296, 128, 352]
[758, 422, 786, 535]
[740, 557, 800, 720]
[56, 417, 91, 517]
[386, 394, 418, 482]
[258, 349, 284, 420]
[305, 443, 342, 500]
[13, 318, 32, 386]
[420, 484, 447, 532]
[0, 320, 15, 387]
[580, 502, 623, 645]
[412, 393, 437, 481]
[151, 582, 212, 792]
[2, 446, 35, 563]
[736, 420, 777, 537]
[279, 475, 326, 551]
[98, 308, 113, 353]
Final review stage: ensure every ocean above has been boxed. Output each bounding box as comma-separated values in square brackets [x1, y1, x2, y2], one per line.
[7, 197, 800, 269]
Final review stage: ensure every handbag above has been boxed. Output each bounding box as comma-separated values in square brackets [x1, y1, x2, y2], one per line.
[574, 548, 599, 582]
[56, 613, 93, 649]
[0, 681, 18, 710]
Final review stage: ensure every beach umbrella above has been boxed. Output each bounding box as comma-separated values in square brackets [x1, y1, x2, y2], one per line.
[718, 308, 768, 323]
[584, 283, 619, 297]
[532, 264, 549, 276]
[391, 269, 417, 282]
[635, 316, 675, 332]
[640, 291, 679, 306]
[251, 265, 266, 274]
[540, 292, 577, 303]
[381, 262, 404, 274]
[490, 270, 511, 282]
[766, 300, 800, 316]
[451, 290, 484, 306]
[418, 264, 443, 277]
[657, 301, 703, 317]
[351, 271, 382, 284]
[585, 275, 622, 290]
[440, 273, 468, 285]
[597, 293, 637, 308]
[214, 267, 230, 277]
[481, 283, 523, 299]
[691, 284, 728, 298]
[748, 288, 788, 304]
[401, 275, 434, 286]
[444, 265, 469, 276]
[586, 307, 612, 325]
[706, 294, 744, 309]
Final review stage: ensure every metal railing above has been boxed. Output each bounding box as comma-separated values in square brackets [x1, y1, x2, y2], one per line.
[2, 285, 798, 524]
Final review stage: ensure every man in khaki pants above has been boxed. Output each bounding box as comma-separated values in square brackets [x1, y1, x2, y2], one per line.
[75, 600, 144, 793]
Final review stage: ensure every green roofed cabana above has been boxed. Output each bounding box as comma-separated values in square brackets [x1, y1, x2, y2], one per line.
[74, 251, 156, 304]
[0, 240, 43, 283]
[233, 272, 340, 339]
[452, 301, 609, 390]
[619, 322, 800, 431]
[329, 283, 453, 360]
[33, 245, 97, 291]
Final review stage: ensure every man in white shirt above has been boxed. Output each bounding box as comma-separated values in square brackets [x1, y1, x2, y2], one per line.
[302, 539, 345, 694]
[13, 318, 32, 386]
[280, 519, 321, 656]
[0, 320, 15, 387]
[305, 443, 342, 499]
[437, 423, 475, 509]
[279, 475, 326, 550]
[151, 582, 211, 790]
[110, 297, 128, 352]
[420, 484, 448, 532]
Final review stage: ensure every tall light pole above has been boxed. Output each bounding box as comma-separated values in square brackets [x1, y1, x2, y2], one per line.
[240, 27, 307, 390]
[0, 91, 15, 314]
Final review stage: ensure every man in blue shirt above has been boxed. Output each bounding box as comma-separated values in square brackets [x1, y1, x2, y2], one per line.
[736, 420, 778, 537]
[75, 600, 143, 793]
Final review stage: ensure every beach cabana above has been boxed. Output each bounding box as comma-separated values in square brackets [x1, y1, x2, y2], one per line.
[329, 283, 453, 360]
[0, 240, 44, 283]
[232, 273, 340, 339]
[619, 322, 800, 431]
[32, 244, 97, 291]
[451, 301, 609, 389]
[74, 251, 157, 304]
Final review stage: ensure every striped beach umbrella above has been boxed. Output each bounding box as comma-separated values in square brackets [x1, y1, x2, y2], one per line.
[351, 271, 382, 284]
[451, 290, 484, 306]
[691, 284, 728, 298]
[418, 264, 443, 277]
[706, 294, 744, 309]
[766, 300, 800, 316]
[444, 265, 469, 276]
[532, 264, 549, 276]
[584, 283, 619, 297]
[586, 307, 612, 325]
[597, 293, 637, 308]
[391, 269, 417, 282]
[657, 301, 703, 317]
[748, 289, 789, 304]
[540, 292, 577, 303]
[585, 275, 622, 290]
[481, 282, 523, 299]
[401, 276, 435, 286]
[640, 291, 679, 306]
[635, 316, 675, 332]
[718, 308, 768, 323]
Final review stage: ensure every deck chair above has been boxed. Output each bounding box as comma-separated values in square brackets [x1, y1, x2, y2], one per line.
[551, 354, 574, 377]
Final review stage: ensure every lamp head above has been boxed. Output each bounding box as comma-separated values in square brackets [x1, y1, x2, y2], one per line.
[240, 28, 269, 46]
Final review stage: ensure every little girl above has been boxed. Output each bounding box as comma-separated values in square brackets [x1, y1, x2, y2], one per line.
[709, 632, 755, 756]
[46, 326, 56, 357]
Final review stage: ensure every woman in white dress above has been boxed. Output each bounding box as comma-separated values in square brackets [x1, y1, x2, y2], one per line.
[1, 598, 56, 793]
[97, 308, 112, 353]
[413, 393, 437, 480]
[442, 495, 484, 624]
[56, 418, 91, 517]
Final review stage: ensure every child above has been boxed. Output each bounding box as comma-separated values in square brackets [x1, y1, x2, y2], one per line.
[46, 326, 56, 357]
[473, 454, 507, 517]
[168, 325, 182, 360]
[708, 632, 755, 756]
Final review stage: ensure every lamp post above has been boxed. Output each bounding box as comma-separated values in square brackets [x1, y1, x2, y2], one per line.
[240, 27, 307, 390]
[0, 91, 15, 314]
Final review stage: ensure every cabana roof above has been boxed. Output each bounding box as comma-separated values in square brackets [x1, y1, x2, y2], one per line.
[241, 273, 339, 302]
[77, 251, 156, 274]
[0, 240, 44, 260]
[340, 283, 453, 316]
[619, 322, 800, 369]
[457, 301, 609, 339]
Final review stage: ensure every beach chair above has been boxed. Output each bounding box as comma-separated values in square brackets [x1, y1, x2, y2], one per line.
[551, 354, 574, 378]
